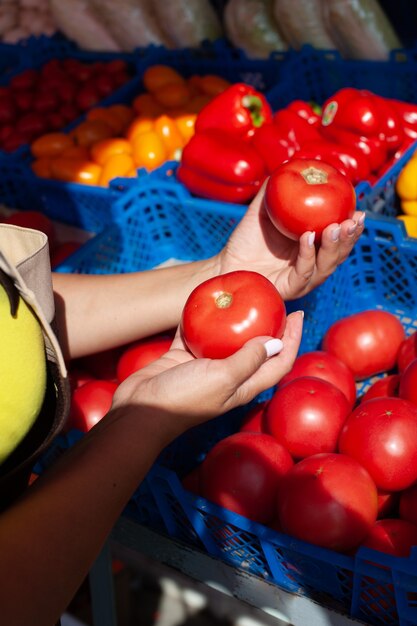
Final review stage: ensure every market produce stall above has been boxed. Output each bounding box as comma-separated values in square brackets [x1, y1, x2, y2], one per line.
[2, 2, 417, 626]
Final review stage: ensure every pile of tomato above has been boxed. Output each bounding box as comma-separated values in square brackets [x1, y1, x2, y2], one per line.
[28, 64, 231, 187]
[0, 58, 131, 153]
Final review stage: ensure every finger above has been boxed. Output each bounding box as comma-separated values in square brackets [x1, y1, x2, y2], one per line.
[246, 178, 269, 219]
[318, 210, 366, 274]
[170, 325, 188, 351]
[222, 311, 304, 409]
[286, 230, 317, 295]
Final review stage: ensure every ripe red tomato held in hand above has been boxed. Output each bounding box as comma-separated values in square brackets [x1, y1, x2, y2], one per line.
[68, 379, 118, 433]
[200, 431, 293, 524]
[265, 376, 350, 459]
[338, 397, 417, 491]
[264, 158, 356, 241]
[117, 334, 173, 382]
[278, 350, 356, 408]
[322, 310, 406, 380]
[181, 270, 286, 359]
[276, 452, 378, 552]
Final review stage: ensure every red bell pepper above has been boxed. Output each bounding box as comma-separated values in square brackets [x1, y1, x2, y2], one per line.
[177, 128, 267, 203]
[194, 83, 272, 140]
[251, 123, 296, 174]
[388, 98, 417, 140]
[273, 109, 322, 151]
[320, 124, 387, 173]
[296, 138, 371, 184]
[321, 88, 403, 153]
[286, 100, 321, 127]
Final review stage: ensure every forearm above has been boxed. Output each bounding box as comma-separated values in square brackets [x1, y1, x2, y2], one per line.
[52, 256, 219, 360]
[0, 406, 173, 626]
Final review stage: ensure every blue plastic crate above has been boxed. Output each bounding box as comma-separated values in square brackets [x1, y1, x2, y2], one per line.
[54, 180, 244, 272]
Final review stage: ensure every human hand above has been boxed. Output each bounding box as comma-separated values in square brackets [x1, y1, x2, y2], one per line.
[111, 311, 303, 444]
[217, 180, 365, 300]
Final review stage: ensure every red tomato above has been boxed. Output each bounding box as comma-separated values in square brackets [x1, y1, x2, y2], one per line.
[265, 376, 350, 459]
[117, 335, 173, 382]
[397, 332, 417, 373]
[399, 358, 417, 406]
[264, 158, 356, 241]
[322, 310, 406, 380]
[181, 270, 286, 359]
[278, 350, 356, 408]
[360, 374, 400, 403]
[360, 518, 417, 557]
[4, 211, 56, 248]
[200, 432, 293, 524]
[339, 397, 417, 491]
[399, 483, 417, 526]
[277, 453, 378, 552]
[239, 401, 268, 433]
[68, 379, 118, 432]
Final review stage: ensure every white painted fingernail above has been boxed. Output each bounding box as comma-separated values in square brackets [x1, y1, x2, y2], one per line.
[297, 310, 304, 319]
[308, 231, 316, 247]
[358, 212, 366, 226]
[331, 226, 341, 242]
[264, 338, 283, 357]
[347, 221, 358, 236]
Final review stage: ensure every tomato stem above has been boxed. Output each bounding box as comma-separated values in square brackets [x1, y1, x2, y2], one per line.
[215, 292, 233, 308]
[301, 166, 328, 185]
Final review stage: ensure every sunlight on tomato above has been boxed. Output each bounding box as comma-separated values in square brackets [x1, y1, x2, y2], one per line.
[131, 130, 167, 170]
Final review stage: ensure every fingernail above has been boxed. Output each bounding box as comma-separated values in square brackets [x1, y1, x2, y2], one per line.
[308, 231, 316, 247]
[297, 310, 304, 319]
[358, 212, 366, 226]
[347, 222, 358, 236]
[264, 338, 283, 357]
[331, 226, 341, 242]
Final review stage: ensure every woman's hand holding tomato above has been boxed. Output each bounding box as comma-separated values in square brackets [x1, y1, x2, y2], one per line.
[217, 178, 365, 301]
[111, 310, 303, 443]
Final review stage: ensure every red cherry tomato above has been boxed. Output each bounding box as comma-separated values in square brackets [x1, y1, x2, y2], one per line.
[360, 518, 417, 557]
[278, 350, 356, 408]
[322, 310, 406, 380]
[399, 483, 417, 526]
[265, 376, 350, 459]
[181, 270, 286, 359]
[277, 453, 378, 552]
[200, 432, 293, 524]
[397, 332, 417, 373]
[117, 335, 173, 382]
[264, 158, 356, 241]
[68, 379, 118, 432]
[360, 374, 400, 403]
[339, 397, 417, 491]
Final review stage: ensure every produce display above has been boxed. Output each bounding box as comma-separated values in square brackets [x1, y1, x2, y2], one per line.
[3, 9, 417, 626]
[28, 64, 231, 186]
[0, 58, 131, 152]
